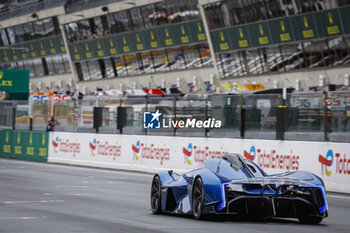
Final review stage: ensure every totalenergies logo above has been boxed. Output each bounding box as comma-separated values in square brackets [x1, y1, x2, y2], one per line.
[131, 141, 170, 165]
[244, 146, 256, 161]
[90, 139, 97, 157]
[51, 137, 80, 155]
[52, 136, 59, 153]
[319, 149, 334, 176]
[89, 139, 121, 159]
[183, 143, 193, 165]
[319, 150, 349, 176]
[183, 144, 228, 163]
[132, 141, 140, 160]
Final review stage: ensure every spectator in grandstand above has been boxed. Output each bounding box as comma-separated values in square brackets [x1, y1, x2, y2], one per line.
[104, 29, 110, 37]
[92, 29, 98, 39]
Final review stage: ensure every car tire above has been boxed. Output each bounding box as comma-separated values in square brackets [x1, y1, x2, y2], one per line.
[150, 175, 161, 214]
[298, 216, 323, 224]
[192, 177, 205, 220]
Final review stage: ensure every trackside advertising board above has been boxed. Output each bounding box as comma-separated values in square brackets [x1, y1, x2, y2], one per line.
[0, 130, 48, 162]
[48, 132, 350, 193]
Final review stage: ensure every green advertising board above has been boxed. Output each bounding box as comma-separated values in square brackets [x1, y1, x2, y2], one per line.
[0, 130, 48, 162]
[227, 25, 252, 50]
[314, 9, 343, 37]
[249, 22, 272, 47]
[142, 29, 161, 50]
[211, 6, 350, 53]
[0, 69, 29, 94]
[339, 6, 350, 34]
[0, 36, 65, 64]
[104, 37, 119, 55]
[188, 21, 207, 43]
[290, 13, 318, 41]
[269, 18, 295, 44]
[68, 20, 207, 62]
[0, 129, 13, 157]
[210, 29, 232, 52]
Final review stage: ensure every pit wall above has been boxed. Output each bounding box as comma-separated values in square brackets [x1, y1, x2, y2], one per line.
[47, 132, 350, 194]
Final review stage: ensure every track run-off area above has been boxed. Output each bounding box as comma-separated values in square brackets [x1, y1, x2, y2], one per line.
[0, 158, 349, 233]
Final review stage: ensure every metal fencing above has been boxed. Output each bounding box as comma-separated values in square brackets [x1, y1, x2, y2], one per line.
[1, 92, 350, 142]
[0, 102, 15, 129]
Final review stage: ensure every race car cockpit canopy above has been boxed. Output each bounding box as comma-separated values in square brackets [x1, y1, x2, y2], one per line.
[203, 154, 266, 180]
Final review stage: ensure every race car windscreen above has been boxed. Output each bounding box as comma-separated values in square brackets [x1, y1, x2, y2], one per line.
[217, 159, 253, 180]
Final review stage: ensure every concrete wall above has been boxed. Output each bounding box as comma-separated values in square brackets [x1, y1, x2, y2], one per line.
[48, 132, 350, 193]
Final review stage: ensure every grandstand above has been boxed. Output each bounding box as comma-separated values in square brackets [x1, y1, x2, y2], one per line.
[0, 0, 350, 94]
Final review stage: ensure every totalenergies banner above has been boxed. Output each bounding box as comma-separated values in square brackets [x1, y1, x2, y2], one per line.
[49, 133, 173, 172]
[48, 132, 350, 193]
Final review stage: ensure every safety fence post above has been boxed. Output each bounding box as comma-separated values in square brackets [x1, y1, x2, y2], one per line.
[324, 91, 329, 141]
[117, 106, 127, 134]
[276, 92, 287, 140]
[173, 97, 177, 136]
[12, 106, 16, 130]
[276, 106, 287, 140]
[205, 97, 209, 137]
[240, 95, 245, 139]
[145, 97, 148, 135]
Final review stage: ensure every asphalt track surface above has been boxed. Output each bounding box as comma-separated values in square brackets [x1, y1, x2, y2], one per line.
[0, 158, 349, 233]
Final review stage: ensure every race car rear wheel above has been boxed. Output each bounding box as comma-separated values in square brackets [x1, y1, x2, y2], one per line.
[151, 175, 161, 214]
[298, 216, 323, 224]
[192, 178, 204, 220]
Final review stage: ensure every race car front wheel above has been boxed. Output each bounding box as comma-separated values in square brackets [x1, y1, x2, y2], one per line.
[151, 175, 161, 214]
[192, 177, 204, 220]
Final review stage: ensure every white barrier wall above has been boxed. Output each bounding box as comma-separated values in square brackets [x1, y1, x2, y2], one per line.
[48, 132, 350, 193]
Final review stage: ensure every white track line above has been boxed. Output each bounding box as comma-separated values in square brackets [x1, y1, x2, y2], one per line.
[43, 193, 96, 196]
[0, 200, 63, 204]
[111, 171, 153, 177]
[81, 181, 124, 184]
[327, 194, 350, 200]
[55, 185, 98, 188]
[0, 216, 47, 220]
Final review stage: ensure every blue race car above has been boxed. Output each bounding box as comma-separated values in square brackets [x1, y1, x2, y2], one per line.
[150, 153, 328, 224]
